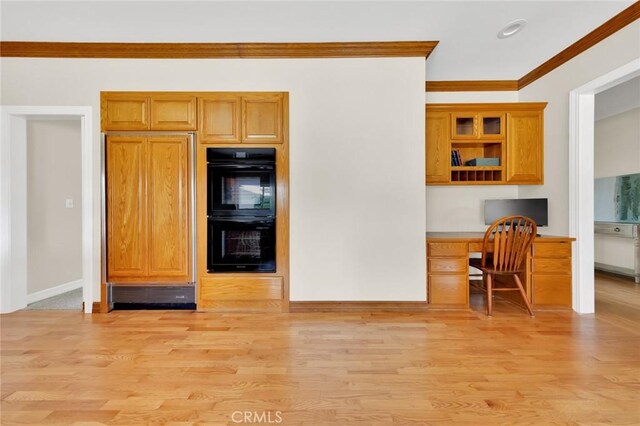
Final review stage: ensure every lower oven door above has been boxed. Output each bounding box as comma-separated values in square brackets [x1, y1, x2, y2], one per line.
[207, 217, 276, 272]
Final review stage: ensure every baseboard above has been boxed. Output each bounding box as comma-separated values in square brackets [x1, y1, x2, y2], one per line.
[27, 279, 83, 304]
[289, 301, 428, 313]
[595, 263, 636, 279]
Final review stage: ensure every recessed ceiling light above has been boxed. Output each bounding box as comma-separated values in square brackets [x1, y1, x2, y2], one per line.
[497, 19, 527, 39]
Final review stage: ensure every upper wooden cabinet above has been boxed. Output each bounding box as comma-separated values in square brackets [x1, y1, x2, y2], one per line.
[506, 111, 544, 184]
[101, 93, 196, 131]
[102, 92, 288, 144]
[426, 103, 546, 185]
[425, 112, 450, 184]
[197, 92, 286, 144]
[242, 94, 284, 143]
[150, 95, 197, 130]
[102, 94, 150, 131]
[198, 94, 241, 143]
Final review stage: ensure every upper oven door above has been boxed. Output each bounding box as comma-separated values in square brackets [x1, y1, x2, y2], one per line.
[207, 164, 275, 217]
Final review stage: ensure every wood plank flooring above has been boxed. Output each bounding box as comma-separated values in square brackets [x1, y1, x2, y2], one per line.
[595, 271, 640, 333]
[2, 293, 639, 424]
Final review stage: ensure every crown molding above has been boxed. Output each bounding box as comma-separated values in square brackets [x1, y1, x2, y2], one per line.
[518, 1, 640, 89]
[0, 41, 438, 59]
[425, 80, 518, 92]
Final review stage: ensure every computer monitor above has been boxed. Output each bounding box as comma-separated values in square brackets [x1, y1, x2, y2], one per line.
[484, 198, 548, 227]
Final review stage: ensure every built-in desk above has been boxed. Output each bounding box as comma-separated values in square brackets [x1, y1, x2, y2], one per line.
[426, 232, 575, 309]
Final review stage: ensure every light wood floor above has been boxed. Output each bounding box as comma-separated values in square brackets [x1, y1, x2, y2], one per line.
[595, 271, 640, 333]
[2, 290, 639, 425]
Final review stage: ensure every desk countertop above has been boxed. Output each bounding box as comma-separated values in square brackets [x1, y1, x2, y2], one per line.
[426, 232, 576, 242]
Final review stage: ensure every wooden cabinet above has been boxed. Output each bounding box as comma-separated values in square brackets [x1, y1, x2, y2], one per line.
[427, 242, 469, 307]
[102, 93, 196, 131]
[426, 234, 574, 309]
[146, 136, 190, 278]
[198, 93, 286, 144]
[101, 90, 289, 312]
[102, 95, 150, 131]
[198, 95, 241, 143]
[150, 95, 197, 130]
[531, 242, 572, 307]
[106, 135, 191, 283]
[426, 103, 546, 185]
[242, 94, 284, 143]
[506, 111, 544, 184]
[425, 112, 450, 184]
[106, 136, 147, 277]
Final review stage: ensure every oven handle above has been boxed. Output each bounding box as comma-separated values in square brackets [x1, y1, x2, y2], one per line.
[207, 163, 274, 170]
[208, 216, 274, 223]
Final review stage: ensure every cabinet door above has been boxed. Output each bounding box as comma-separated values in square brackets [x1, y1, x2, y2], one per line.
[242, 94, 284, 143]
[479, 113, 505, 140]
[150, 95, 197, 130]
[147, 136, 191, 280]
[102, 95, 150, 131]
[199, 95, 241, 143]
[425, 111, 451, 184]
[451, 112, 478, 139]
[106, 136, 147, 279]
[506, 111, 543, 184]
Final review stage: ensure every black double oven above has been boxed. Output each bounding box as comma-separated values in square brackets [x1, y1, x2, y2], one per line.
[206, 148, 276, 272]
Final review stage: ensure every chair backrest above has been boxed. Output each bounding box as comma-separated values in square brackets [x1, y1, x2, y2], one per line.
[481, 215, 537, 272]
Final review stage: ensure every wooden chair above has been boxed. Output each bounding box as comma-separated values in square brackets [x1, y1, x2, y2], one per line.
[469, 215, 536, 316]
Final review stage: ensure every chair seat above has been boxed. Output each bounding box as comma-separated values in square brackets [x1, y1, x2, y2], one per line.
[469, 257, 523, 275]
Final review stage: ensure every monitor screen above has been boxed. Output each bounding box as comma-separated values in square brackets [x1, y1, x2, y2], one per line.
[484, 198, 548, 226]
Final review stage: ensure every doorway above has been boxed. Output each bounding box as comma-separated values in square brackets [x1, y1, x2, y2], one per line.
[569, 58, 640, 313]
[0, 106, 95, 313]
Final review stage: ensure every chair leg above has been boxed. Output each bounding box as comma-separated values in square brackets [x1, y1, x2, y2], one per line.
[514, 274, 534, 317]
[486, 273, 493, 316]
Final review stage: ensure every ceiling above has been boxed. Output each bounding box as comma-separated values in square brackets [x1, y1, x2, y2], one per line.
[595, 76, 640, 121]
[0, 1, 634, 80]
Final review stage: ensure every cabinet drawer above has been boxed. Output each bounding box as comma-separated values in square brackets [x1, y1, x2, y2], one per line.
[428, 275, 468, 305]
[532, 258, 571, 274]
[428, 243, 468, 257]
[428, 258, 468, 273]
[199, 276, 283, 301]
[534, 242, 571, 258]
[533, 274, 571, 306]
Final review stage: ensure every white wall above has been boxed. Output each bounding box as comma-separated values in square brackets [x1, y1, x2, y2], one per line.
[27, 120, 82, 296]
[425, 91, 519, 231]
[594, 107, 640, 179]
[518, 20, 640, 236]
[594, 107, 640, 272]
[1, 57, 427, 302]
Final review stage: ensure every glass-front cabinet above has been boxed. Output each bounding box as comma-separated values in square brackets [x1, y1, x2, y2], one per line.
[451, 112, 505, 140]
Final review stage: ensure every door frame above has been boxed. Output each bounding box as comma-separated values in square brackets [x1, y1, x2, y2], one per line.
[0, 106, 95, 313]
[568, 58, 640, 313]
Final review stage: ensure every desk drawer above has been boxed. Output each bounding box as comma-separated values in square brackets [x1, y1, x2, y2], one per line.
[532, 258, 571, 274]
[428, 243, 468, 257]
[429, 258, 468, 273]
[534, 242, 571, 258]
[428, 274, 468, 305]
[533, 274, 571, 306]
